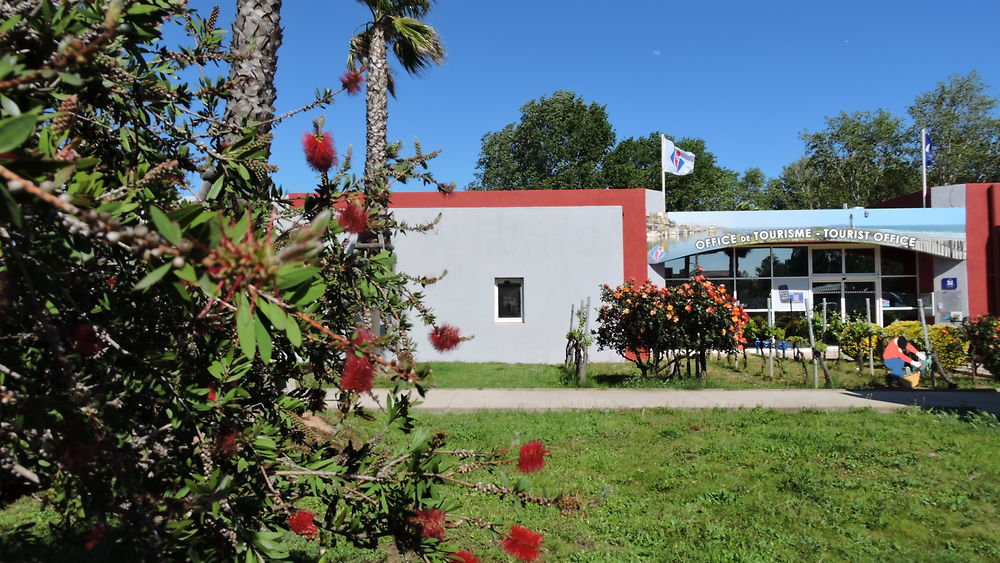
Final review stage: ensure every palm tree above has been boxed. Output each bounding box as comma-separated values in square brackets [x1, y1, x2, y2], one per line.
[199, 0, 283, 200]
[348, 0, 445, 195]
[223, 0, 283, 142]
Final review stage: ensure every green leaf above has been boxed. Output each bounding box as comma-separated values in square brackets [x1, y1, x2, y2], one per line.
[285, 315, 302, 347]
[0, 15, 22, 36]
[275, 264, 319, 290]
[291, 282, 325, 307]
[57, 72, 82, 86]
[134, 262, 172, 291]
[0, 94, 20, 116]
[235, 293, 255, 360]
[149, 205, 182, 246]
[0, 183, 23, 229]
[207, 175, 224, 200]
[174, 263, 197, 283]
[0, 114, 35, 152]
[126, 4, 160, 15]
[254, 313, 272, 364]
[258, 300, 286, 330]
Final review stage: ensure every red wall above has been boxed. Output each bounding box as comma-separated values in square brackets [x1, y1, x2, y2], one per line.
[965, 184, 1000, 317]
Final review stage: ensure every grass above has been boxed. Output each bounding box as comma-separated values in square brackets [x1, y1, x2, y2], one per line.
[5, 408, 999, 561]
[400, 354, 998, 390]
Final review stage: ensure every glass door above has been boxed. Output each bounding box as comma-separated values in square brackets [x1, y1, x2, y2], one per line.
[844, 280, 877, 321]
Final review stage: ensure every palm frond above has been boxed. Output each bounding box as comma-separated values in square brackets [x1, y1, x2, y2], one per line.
[387, 17, 445, 75]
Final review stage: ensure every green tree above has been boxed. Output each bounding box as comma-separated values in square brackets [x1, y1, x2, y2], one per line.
[767, 157, 825, 209]
[599, 132, 662, 190]
[469, 90, 615, 190]
[801, 110, 918, 207]
[908, 71, 1000, 185]
[348, 0, 445, 193]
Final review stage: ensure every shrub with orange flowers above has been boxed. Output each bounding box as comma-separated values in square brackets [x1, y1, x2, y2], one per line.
[596, 272, 748, 378]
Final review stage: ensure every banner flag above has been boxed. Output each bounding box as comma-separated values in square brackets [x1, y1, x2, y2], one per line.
[661, 135, 695, 176]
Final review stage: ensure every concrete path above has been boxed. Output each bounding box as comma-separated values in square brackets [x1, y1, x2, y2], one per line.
[333, 388, 1000, 416]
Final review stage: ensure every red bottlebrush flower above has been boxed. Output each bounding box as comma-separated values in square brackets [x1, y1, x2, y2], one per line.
[501, 525, 543, 562]
[451, 550, 480, 563]
[212, 430, 239, 459]
[340, 70, 364, 95]
[410, 507, 447, 540]
[338, 202, 368, 234]
[341, 353, 374, 392]
[73, 324, 105, 356]
[207, 384, 217, 402]
[302, 132, 337, 173]
[83, 524, 105, 550]
[517, 440, 548, 473]
[288, 510, 319, 539]
[106, 277, 117, 287]
[429, 324, 462, 352]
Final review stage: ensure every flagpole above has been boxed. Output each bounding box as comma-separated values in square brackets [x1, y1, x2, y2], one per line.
[660, 135, 666, 212]
[921, 128, 927, 208]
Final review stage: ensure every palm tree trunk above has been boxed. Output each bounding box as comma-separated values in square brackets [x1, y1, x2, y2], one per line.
[364, 22, 389, 195]
[200, 0, 282, 200]
[224, 0, 283, 140]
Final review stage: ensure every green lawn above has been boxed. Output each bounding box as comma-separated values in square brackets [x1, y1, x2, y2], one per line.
[5, 408, 999, 562]
[398, 355, 997, 390]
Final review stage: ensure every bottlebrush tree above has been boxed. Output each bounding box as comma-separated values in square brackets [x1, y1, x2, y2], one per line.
[596, 273, 748, 378]
[0, 2, 568, 561]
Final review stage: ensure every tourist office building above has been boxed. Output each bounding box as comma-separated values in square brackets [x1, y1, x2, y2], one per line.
[358, 183, 998, 363]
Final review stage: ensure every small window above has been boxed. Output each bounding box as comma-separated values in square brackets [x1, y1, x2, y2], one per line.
[495, 278, 523, 322]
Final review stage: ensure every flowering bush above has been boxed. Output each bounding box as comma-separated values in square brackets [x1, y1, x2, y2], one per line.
[962, 315, 1000, 380]
[0, 3, 568, 560]
[595, 273, 748, 377]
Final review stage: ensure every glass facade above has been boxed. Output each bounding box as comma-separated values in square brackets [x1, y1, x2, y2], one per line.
[674, 244, 919, 326]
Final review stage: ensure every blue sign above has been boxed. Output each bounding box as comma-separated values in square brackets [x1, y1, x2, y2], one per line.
[941, 277, 958, 290]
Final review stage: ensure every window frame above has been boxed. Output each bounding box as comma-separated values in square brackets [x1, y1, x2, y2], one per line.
[494, 277, 524, 323]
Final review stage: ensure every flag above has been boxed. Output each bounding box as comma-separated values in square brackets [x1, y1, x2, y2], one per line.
[661, 135, 695, 176]
[922, 130, 934, 167]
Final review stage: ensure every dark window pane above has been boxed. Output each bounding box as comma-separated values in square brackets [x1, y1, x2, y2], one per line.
[772, 247, 809, 277]
[736, 279, 771, 309]
[881, 277, 917, 308]
[663, 256, 692, 279]
[696, 249, 732, 278]
[844, 281, 875, 319]
[845, 248, 875, 273]
[497, 281, 522, 318]
[812, 249, 842, 274]
[881, 247, 917, 276]
[735, 248, 772, 278]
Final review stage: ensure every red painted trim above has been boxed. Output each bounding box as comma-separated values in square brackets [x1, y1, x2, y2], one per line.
[965, 184, 995, 317]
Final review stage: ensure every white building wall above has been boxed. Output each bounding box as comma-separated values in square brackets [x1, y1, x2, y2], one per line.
[393, 206, 625, 363]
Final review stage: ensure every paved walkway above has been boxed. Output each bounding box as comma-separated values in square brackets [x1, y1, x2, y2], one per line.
[333, 388, 1000, 416]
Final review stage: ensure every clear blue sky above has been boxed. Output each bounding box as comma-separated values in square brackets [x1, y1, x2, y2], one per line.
[181, 0, 1000, 194]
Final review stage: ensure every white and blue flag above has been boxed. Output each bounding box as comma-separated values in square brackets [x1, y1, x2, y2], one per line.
[922, 131, 934, 167]
[661, 135, 695, 176]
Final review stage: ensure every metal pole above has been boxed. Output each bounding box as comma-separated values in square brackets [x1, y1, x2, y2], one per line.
[807, 297, 818, 388]
[917, 298, 935, 388]
[865, 298, 875, 379]
[660, 136, 667, 212]
[767, 297, 774, 380]
[822, 298, 828, 336]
